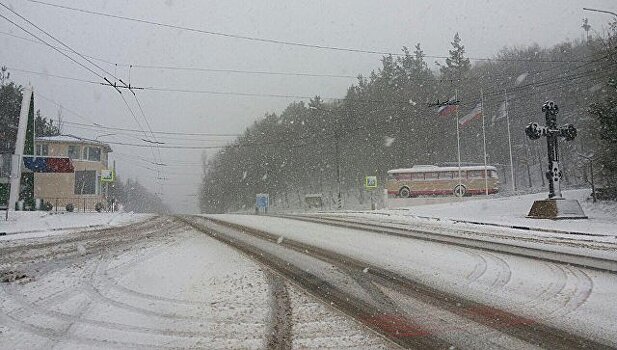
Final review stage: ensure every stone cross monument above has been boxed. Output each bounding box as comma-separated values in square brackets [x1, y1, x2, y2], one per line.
[524, 101, 587, 219]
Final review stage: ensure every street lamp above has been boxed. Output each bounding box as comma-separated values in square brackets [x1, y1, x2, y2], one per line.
[583, 8, 617, 17]
[95, 133, 116, 141]
[308, 105, 342, 209]
[577, 152, 597, 202]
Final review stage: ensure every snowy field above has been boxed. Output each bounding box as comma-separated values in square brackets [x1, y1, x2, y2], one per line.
[0, 211, 152, 238]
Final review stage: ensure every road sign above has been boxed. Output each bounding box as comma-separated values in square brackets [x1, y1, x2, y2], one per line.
[100, 169, 115, 183]
[256, 193, 269, 209]
[365, 176, 377, 190]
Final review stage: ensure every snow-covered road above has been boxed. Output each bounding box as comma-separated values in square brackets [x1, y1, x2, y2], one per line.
[0, 216, 395, 350]
[209, 214, 617, 349]
[2, 212, 616, 349]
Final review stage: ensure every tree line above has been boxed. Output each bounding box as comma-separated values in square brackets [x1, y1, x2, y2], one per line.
[198, 29, 617, 213]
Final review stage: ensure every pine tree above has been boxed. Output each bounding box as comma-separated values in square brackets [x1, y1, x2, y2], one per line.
[439, 33, 471, 81]
[588, 20, 617, 183]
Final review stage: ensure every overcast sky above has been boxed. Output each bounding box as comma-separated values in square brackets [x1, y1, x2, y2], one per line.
[2, 0, 615, 212]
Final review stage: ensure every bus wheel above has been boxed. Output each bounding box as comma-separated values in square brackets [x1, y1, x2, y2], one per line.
[453, 185, 467, 197]
[399, 187, 411, 198]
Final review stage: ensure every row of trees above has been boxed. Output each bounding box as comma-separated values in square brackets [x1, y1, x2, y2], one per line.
[109, 178, 170, 214]
[200, 31, 617, 213]
[588, 20, 617, 185]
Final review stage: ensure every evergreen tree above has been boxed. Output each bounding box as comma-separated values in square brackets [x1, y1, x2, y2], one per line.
[588, 20, 617, 183]
[439, 33, 471, 82]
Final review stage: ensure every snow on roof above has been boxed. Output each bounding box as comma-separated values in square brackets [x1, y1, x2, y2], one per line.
[388, 165, 497, 174]
[35, 134, 112, 152]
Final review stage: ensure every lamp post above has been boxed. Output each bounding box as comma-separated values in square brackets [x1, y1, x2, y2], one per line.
[308, 106, 342, 209]
[577, 152, 597, 202]
[95, 133, 116, 141]
[583, 8, 617, 17]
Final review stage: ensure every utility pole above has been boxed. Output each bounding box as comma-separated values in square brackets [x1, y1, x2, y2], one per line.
[504, 89, 516, 192]
[577, 152, 597, 202]
[582, 18, 591, 43]
[480, 88, 489, 196]
[335, 129, 341, 209]
[428, 93, 462, 195]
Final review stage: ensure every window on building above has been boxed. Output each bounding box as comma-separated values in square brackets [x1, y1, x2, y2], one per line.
[68, 145, 81, 159]
[74, 170, 97, 195]
[85, 146, 101, 161]
[35, 144, 48, 156]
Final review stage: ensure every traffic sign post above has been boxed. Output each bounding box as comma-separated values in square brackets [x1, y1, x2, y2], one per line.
[364, 176, 378, 210]
[255, 193, 269, 214]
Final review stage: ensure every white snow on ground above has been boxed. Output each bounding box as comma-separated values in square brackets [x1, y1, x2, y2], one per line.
[0, 219, 397, 349]
[379, 189, 616, 236]
[288, 287, 395, 350]
[0, 211, 152, 240]
[213, 214, 617, 347]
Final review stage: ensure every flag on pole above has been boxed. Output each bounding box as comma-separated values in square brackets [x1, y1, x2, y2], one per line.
[437, 96, 458, 117]
[459, 102, 482, 126]
[495, 101, 507, 121]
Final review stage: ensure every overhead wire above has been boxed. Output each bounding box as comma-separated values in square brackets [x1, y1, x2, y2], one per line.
[26, 0, 591, 64]
[0, 2, 168, 191]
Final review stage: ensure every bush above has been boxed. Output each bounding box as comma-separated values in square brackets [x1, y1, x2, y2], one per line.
[65, 203, 74, 212]
[95, 202, 104, 212]
[23, 198, 35, 211]
[42, 201, 53, 211]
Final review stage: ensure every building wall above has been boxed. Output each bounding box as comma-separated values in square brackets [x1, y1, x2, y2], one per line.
[33, 141, 111, 210]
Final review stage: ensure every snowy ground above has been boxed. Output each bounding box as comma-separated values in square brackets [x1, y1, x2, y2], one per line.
[377, 189, 616, 236]
[214, 214, 617, 348]
[0, 216, 396, 349]
[0, 211, 151, 238]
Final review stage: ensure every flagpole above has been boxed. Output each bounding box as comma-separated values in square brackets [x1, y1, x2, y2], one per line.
[455, 89, 462, 192]
[481, 88, 489, 196]
[504, 89, 515, 192]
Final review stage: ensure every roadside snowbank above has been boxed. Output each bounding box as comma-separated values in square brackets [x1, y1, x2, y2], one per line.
[0, 211, 152, 239]
[368, 189, 616, 236]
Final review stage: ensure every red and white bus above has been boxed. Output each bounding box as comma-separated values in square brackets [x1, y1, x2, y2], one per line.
[386, 165, 499, 198]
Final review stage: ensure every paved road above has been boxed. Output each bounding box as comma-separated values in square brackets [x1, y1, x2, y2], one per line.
[2, 214, 616, 349]
[0, 217, 396, 349]
[182, 215, 617, 350]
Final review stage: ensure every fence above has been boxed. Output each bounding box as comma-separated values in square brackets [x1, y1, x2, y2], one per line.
[31, 196, 111, 213]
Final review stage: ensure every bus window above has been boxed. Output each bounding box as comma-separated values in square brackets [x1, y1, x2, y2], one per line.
[439, 172, 453, 179]
[468, 170, 484, 179]
[411, 173, 424, 180]
[490, 170, 498, 178]
[424, 172, 438, 180]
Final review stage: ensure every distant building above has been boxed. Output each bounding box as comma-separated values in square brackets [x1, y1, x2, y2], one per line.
[33, 135, 113, 210]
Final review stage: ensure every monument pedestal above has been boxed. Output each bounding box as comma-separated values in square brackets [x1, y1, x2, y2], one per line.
[527, 198, 587, 220]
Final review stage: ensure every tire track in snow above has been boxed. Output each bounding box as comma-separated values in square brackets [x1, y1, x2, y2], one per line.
[264, 271, 293, 350]
[188, 215, 615, 350]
